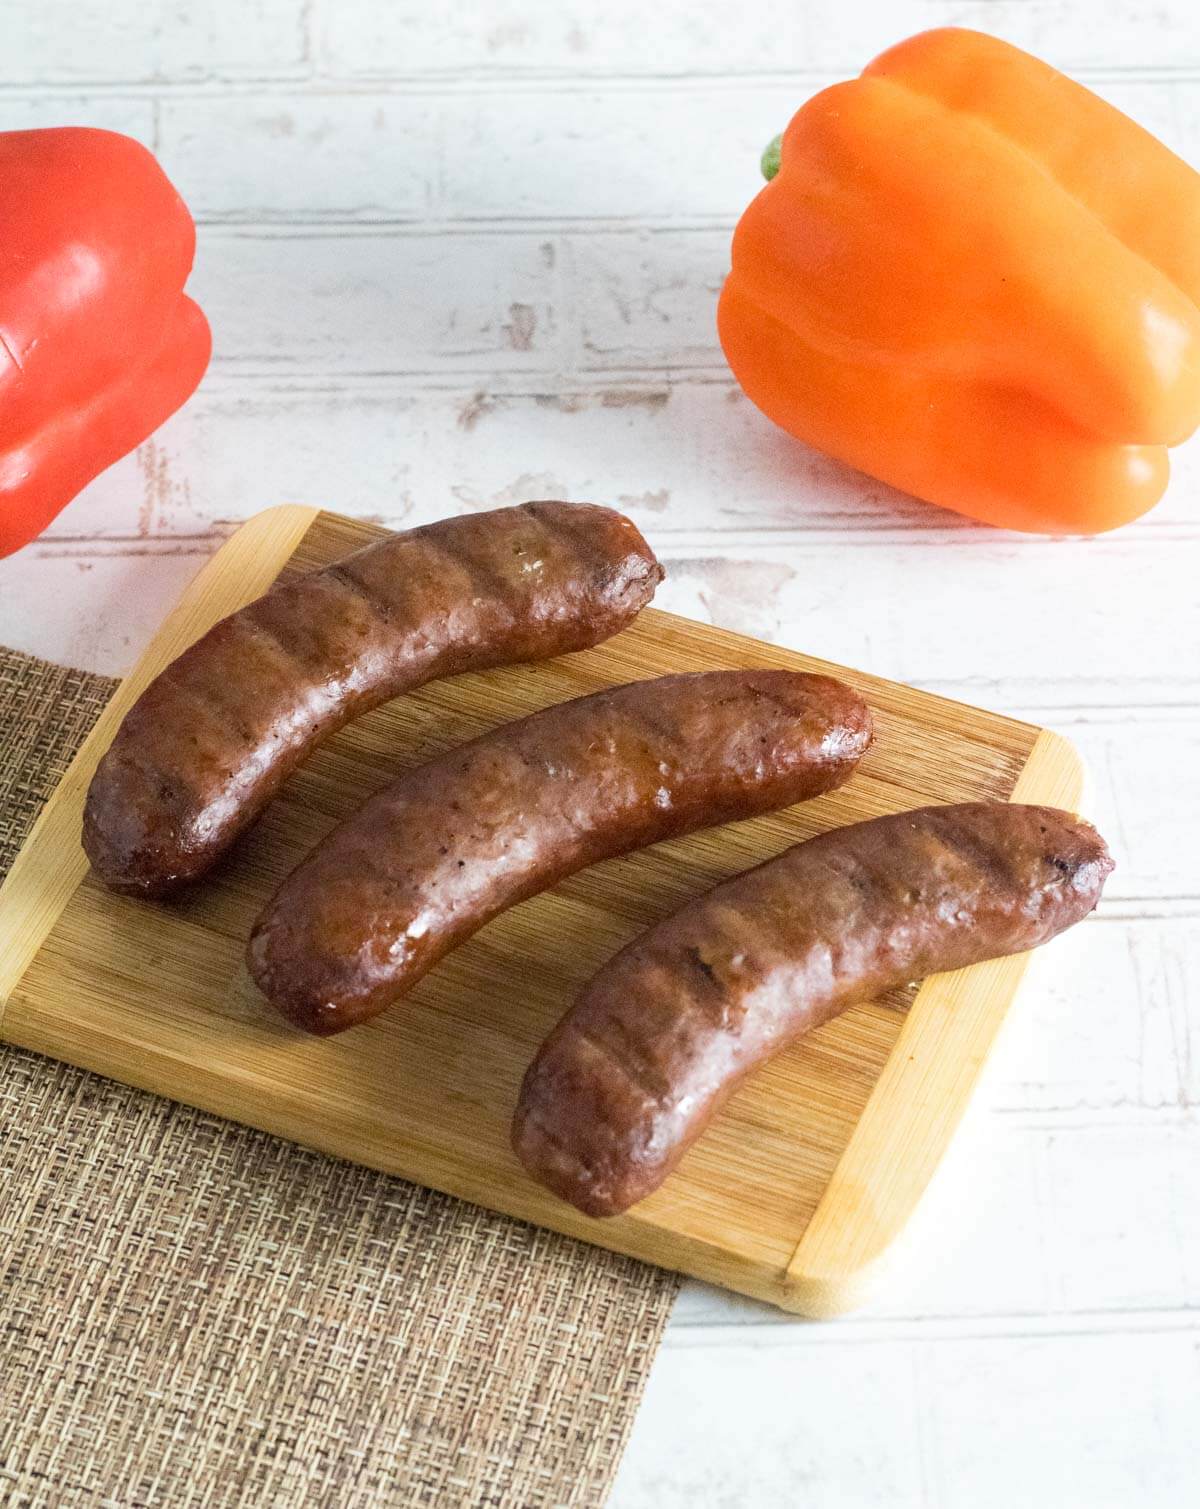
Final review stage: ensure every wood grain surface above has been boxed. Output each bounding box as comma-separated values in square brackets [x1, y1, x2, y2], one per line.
[0, 507, 1081, 1314]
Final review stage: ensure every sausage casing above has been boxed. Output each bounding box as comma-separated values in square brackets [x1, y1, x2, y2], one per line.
[248, 670, 872, 1035]
[514, 802, 1113, 1217]
[83, 502, 662, 895]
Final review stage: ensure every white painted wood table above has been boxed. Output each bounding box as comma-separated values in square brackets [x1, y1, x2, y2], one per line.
[3, 3, 1198, 1503]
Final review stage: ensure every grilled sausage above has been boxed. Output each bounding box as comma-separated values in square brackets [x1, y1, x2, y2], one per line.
[83, 502, 662, 896]
[248, 671, 872, 1035]
[515, 802, 1113, 1217]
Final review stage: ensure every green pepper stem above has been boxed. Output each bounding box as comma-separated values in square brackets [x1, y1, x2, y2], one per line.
[761, 133, 782, 181]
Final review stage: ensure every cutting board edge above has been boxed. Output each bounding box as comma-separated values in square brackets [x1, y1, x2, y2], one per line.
[0, 991, 796, 1310]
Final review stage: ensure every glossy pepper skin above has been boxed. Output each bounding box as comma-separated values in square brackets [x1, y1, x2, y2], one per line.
[0, 128, 210, 557]
[718, 28, 1200, 534]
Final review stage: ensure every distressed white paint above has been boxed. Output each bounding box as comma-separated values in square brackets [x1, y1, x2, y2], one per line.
[188, 230, 561, 373]
[311, 0, 1200, 77]
[157, 94, 435, 221]
[5, 2, 307, 84]
[2, 3, 1198, 1504]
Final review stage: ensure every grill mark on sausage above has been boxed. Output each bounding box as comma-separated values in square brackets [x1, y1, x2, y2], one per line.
[326, 560, 395, 626]
[613, 699, 683, 752]
[157, 676, 264, 758]
[667, 953, 734, 1033]
[524, 499, 609, 577]
[425, 520, 521, 616]
[520, 1109, 592, 1177]
[576, 1022, 671, 1106]
[921, 808, 1017, 888]
[110, 741, 194, 813]
[240, 605, 305, 677]
[745, 679, 825, 727]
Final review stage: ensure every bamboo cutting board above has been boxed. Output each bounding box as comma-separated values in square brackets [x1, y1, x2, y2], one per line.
[0, 506, 1084, 1315]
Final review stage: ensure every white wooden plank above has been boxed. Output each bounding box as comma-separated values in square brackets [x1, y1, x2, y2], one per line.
[636, 1303, 1200, 1503]
[987, 921, 1184, 1113]
[0, 96, 154, 141]
[190, 232, 561, 373]
[0, 547, 212, 677]
[654, 548, 1200, 713]
[14, 519, 1200, 729]
[671, 1061, 1199, 1330]
[1042, 1123, 1200, 1313]
[434, 92, 783, 223]
[673, 1145, 1200, 1326]
[315, 0, 1200, 77]
[864, 1113, 1059, 1325]
[568, 231, 728, 368]
[922, 1330, 1200, 1509]
[1043, 716, 1200, 903]
[3, 0, 307, 84]
[441, 79, 1200, 224]
[1172, 928, 1200, 1108]
[177, 215, 1200, 394]
[35, 383, 940, 540]
[133, 77, 1200, 227]
[18, 527, 1200, 717]
[609, 1332, 927, 1508]
[44, 380, 1200, 546]
[820, 926, 1196, 1348]
[158, 94, 433, 220]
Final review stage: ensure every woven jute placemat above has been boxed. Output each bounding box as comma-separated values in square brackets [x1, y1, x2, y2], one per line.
[0, 644, 678, 1508]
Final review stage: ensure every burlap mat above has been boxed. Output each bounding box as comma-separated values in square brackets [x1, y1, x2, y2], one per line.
[0, 645, 678, 1508]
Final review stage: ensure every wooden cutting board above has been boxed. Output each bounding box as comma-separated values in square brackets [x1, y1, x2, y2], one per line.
[0, 506, 1083, 1316]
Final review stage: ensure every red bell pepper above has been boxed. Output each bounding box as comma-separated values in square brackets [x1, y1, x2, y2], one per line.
[0, 127, 210, 557]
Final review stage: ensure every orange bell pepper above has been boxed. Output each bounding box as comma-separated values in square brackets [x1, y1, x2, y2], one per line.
[718, 28, 1200, 534]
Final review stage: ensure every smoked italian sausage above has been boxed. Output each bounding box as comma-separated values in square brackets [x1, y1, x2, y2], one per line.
[515, 802, 1113, 1217]
[83, 502, 662, 896]
[248, 671, 872, 1035]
